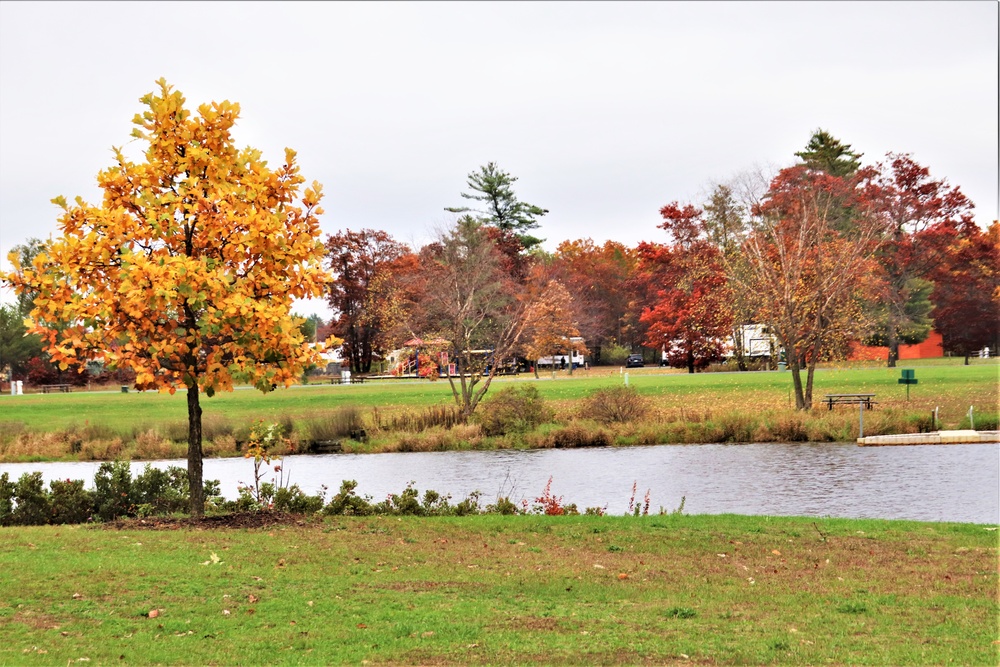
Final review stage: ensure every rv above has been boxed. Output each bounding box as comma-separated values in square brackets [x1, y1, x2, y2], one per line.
[537, 337, 587, 369]
[726, 324, 777, 359]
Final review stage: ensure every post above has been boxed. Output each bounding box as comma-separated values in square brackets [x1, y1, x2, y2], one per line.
[859, 401, 864, 439]
[624, 372, 629, 387]
[968, 406, 974, 430]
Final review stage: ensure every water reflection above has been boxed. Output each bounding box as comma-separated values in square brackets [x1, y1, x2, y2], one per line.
[1, 443, 996, 523]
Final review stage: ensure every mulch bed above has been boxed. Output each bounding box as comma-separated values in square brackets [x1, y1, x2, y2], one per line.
[101, 511, 316, 530]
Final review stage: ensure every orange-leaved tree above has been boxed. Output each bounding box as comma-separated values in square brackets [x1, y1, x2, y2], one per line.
[522, 279, 588, 377]
[1, 79, 330, 515]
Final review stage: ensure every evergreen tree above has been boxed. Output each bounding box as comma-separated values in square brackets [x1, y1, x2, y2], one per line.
[795, 129, 862, 178]
[446, 162, 547, 251]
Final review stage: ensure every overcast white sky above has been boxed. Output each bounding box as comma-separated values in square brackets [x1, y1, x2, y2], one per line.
[1, 1, 997, 319]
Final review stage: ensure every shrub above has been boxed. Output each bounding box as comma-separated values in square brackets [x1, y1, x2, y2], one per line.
[273, 484, 324, 514]
[583, 385, 649, 424]
[532, 476, 562, 515]
[49, 478, 95, 524]
[0, 473, 13, 525]
[12, 472, 51, 525]
[93, 460, 135, 521]
[323, 480, 375, 516]
[476, 385, 553, 436]
[601, 343, 632, 366]
[484, 496, 521, 515]
[133, 465, 189, 515]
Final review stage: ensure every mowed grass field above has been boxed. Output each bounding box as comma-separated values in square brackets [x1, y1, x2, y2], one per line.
[1, 360, 996, 436]
[2, 514, 996, 666]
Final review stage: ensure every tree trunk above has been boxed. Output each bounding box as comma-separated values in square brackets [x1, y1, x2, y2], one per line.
[887, 330, 899, 368]
[533, 360, 539, 379]
[186, 383, 205, 516]
[788, 348, 807, 410]
[804, 362, 816, 410]
[687, 348, 695, 374]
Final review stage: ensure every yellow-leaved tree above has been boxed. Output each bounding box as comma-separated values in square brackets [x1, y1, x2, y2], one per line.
[2, 79, 331, 515]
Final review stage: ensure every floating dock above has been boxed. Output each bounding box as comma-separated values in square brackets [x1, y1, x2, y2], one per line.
[858, 430, 999, 446]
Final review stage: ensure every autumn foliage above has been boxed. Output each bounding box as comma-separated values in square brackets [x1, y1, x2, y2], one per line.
[2, 79, 329, 513]
[636, 204, 732, 373]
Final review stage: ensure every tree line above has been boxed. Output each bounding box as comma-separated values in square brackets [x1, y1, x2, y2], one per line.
[323, 132, 998, 411]
[1, 81, 997, 514]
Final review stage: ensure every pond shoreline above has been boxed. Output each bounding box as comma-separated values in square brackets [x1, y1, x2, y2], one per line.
[3, 442, 997, 523]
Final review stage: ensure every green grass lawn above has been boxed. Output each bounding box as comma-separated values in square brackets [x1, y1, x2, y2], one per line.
[1, 514, 995, 665]
[2, 361, 996, 431]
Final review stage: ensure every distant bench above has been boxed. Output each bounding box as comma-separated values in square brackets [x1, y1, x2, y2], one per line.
[41, 384, 72, 394]
[331, 376, 366, 385]
[823, 394, 876, 410]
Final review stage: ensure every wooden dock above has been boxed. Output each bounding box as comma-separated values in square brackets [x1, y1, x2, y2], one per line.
[858, 430, 999, 446]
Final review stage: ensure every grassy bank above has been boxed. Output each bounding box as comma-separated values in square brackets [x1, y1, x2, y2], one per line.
[0, 362, 996, 462]
[1, 514, 995, 665]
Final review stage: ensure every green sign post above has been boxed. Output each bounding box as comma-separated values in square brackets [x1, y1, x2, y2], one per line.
[898, 369, 918, 400]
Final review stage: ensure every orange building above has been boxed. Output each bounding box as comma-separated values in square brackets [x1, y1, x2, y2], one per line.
[849, 330, 944, 361]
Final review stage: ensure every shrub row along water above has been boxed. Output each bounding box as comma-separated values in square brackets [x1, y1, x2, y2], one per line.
[0, 460, 679, 526]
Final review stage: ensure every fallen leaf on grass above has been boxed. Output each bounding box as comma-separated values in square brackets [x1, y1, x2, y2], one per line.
[148, 609, 160, 619]
[617, 573, 629, 580]
[72, 593, 83, 600]
[248, 594, 259, 604]
[772, 550, 781, 556]
[200, 553, 222, 566]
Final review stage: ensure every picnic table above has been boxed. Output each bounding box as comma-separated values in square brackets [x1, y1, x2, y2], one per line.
[331, 376, 366, 385]
[823, 394, 876, 410]
[41, 384, 72, 394]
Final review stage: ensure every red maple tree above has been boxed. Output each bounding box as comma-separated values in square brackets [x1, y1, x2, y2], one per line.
[636, 203, 732, 373]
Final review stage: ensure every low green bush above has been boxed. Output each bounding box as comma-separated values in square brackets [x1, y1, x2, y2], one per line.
[12, 471, 50, 526]
[476, 385, 553, 436]
[49, 478, 94, 524]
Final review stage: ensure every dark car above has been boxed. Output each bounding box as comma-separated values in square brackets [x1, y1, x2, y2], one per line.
[625, 354, 644, 368]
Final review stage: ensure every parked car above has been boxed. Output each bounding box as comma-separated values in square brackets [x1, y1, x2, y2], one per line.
[625, 354, 644, 368]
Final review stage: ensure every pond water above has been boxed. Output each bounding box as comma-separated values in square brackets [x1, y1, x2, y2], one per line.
[2, 443, 997, 524]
